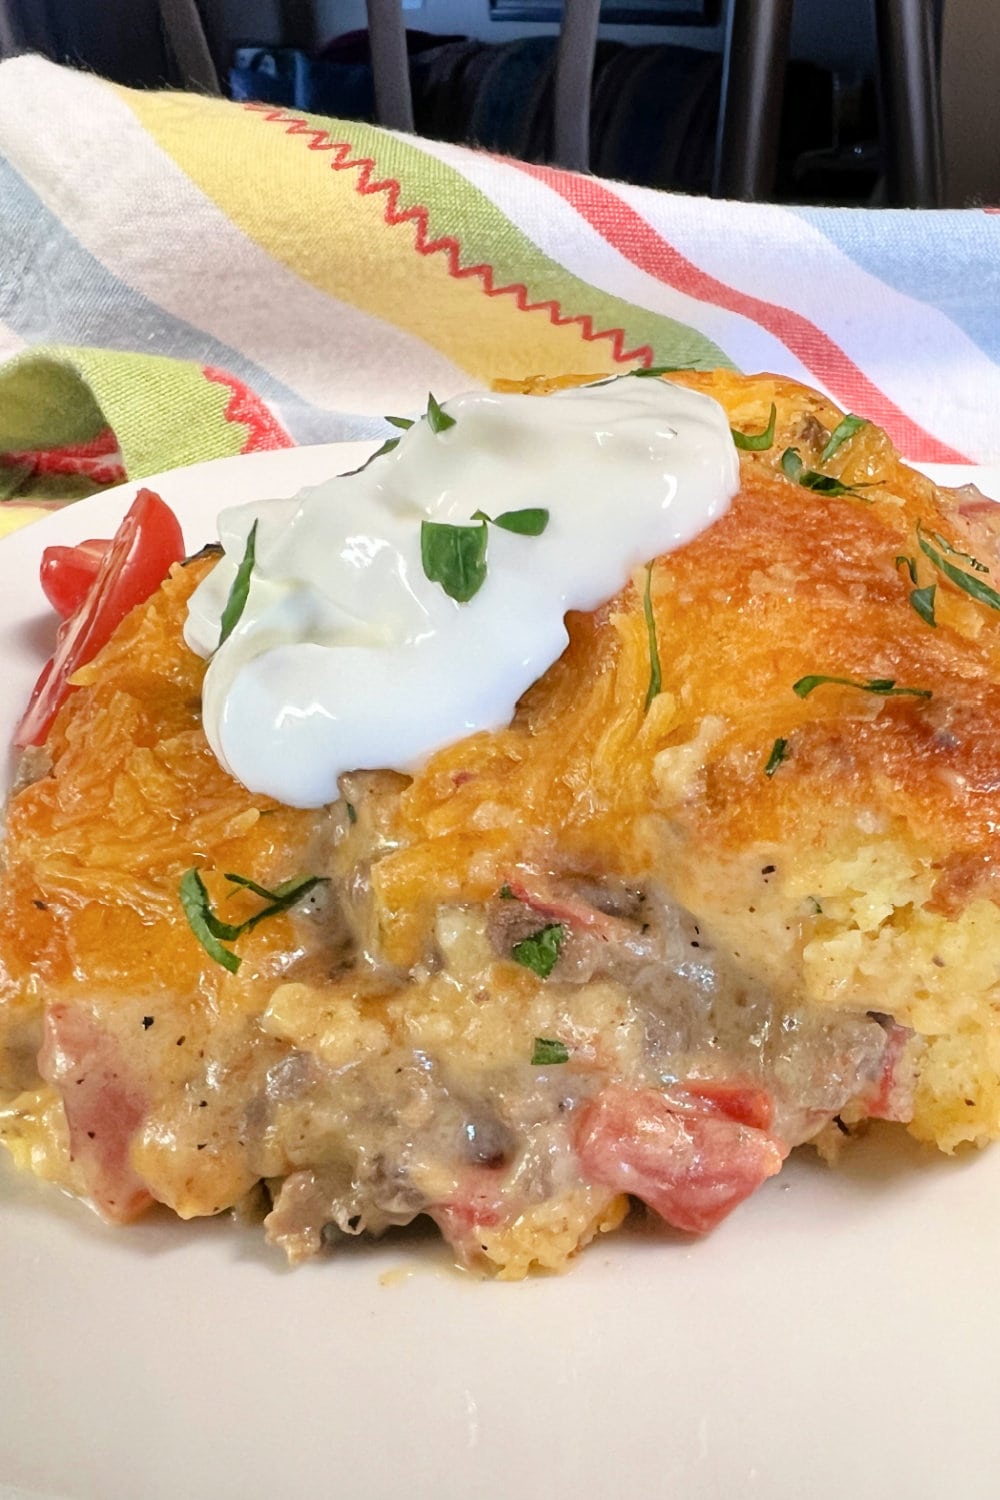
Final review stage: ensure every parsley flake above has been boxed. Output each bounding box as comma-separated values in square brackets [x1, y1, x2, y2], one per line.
[385, 415, 414, 431]
[217, 520, 257, 648]
[792, 674, 931, 701]
[512, 923, 566, 978]
[895, 555, 918, 585]
[420, 520, 488, 603]
[926, 530, 989, 572]
[426, 392, 456, 433]
[472, 507, 550, 536]
[780, 448, 861, 497]
[917, 523, 1000, 612]
[345, 436, 400, 475]
[630, 363, 696, 377]
[643, 561, 662, 713]
[820, 415, 867, 462]
[909, 583, 938, 628]
[180, 869, 328, 971]
[764, 737, 789, 777]
[531, 1037, 570, 1066]
[732, 404, 777, 452]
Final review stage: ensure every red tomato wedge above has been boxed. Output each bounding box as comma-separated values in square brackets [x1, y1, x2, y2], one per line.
[39, 538, 111, 619]
[14, 488, 186, 749]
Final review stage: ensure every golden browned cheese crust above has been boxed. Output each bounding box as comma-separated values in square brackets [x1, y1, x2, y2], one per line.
[394, 371, 1000, 1148]
[2, 369, 1000, 1274]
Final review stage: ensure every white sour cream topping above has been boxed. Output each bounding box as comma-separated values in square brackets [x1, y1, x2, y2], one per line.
[184, 381, 740, 808]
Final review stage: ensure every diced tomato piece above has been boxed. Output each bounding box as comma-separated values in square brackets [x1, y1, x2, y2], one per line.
[575, 1084, 785, 1235]
[15, 488, 185, 749]
[672, 1079, 774, 1133]
[39, 538, 111, 618]
[428, 1166, 506, 1253]
[37, 1005, 152, 1223]
[864, 1021, 913, 1123]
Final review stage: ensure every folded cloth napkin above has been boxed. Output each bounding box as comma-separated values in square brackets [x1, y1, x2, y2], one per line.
[2, 53, 1000, 540]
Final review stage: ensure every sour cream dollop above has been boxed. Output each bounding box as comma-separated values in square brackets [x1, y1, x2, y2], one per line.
[184, 380, 740, 808]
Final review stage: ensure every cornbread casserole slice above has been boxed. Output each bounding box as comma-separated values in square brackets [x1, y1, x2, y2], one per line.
[2, 369, 999, 1276]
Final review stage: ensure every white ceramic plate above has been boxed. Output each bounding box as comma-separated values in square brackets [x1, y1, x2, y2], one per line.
[3, 451, 1000, 1500]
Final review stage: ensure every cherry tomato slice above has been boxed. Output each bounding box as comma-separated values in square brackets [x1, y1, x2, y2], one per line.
[40, 539, 111, 619]
[14, 488, 186, 749]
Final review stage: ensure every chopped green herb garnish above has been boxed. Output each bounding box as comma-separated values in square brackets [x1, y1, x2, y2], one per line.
[180, 868, 328, 970]
[807, 896, 823, 915]
[420, 520, 488, 603]
[917, 523, 1000, 611]
[630, 363, 696, 377]
[587, 364, 695, 389]
[731, 404, 777, 452]
[512, 923, 566, 979]
[643, 561, 662, 713]
[345, 436, 400, 475]
[926, 529, 988, 572]
[217, 520, 257, 648]
[385, 414, 414, 431]
[894, 556, 937, 626]
[345, 801, 357, 824]
[499, 883, 514, 900]
[820, 415, 867, 462]
[472, 507, 550, 537]
[426, 392, 456, 433]
[792, 674, 931, 700]
[764, 737, 789, 777]
[909, 583, 937, 628]
[780, 448, 860, 497]
[222, 871, 326, 930]
[179, 869, 242, 973]
[531, 1037, 570, 1066]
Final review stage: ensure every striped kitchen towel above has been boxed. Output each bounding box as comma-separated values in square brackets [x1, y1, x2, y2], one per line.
[2, 53, 999, 537]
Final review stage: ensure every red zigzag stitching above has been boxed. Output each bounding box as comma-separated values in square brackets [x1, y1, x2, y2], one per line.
[245, 104, 652, 368]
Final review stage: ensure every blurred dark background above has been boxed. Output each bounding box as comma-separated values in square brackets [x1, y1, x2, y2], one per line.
[0, 0, 994, 206]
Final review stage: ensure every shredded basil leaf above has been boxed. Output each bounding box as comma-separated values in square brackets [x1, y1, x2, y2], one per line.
[344, 437, 399, 475]
[643, 561, 662, 713]
[764, 737, 788, 777]
[780, 448, 860, 497]
[820, 415, 867, 462]
[180, 868, 328, 970]
[179, 870, 242, 973]
[793, 674, 931, 700]
[222, 872, 327, 931]
[472, 507, 550, 536]
[512, 923, 566, 978]
[732, 403, 777, 452]
[385, 415, 414, 431]
[531, 1037, 570, 1066]
[895, 555, 918, 585]
[420, 520, 488, 603]
[587, 364, 694, 389]
[426, 392, 456, 433]
[926, 529, 989, 572]
[217, 520, 257, 648]
[917, 523, 1000, 610]
[909, 583, 937, 627]
[630, 363, 696, 377]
